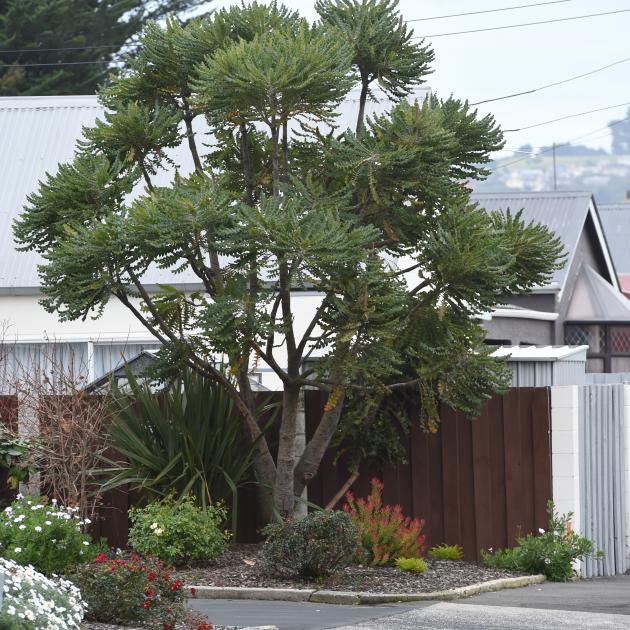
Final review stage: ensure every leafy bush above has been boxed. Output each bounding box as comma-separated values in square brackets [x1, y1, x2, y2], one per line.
[0, 495, 97, 575]
[395, 557, 427, 573]
[0, 557, 86, 629]
[0, 432, 34, 492]
[428, 543, 463, 561]
[344, 478, 426, 565]
[105, 369, 273, 534]
[481, 502, 603, 582]
[128, 495, 228, 566]
[72, 553, 197, 628]
[260, 510, 359, 579]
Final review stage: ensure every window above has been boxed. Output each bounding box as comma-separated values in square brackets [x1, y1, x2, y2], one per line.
[565, 323, 630, 373]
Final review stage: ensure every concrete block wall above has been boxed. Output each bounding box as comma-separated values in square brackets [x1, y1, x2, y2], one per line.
[550, 385, 581, 535]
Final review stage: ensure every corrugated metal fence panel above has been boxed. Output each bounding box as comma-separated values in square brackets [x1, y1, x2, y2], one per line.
[509, 362, 553, 387]
[585, 373, 630, 384]
[579, 384, 627, 577]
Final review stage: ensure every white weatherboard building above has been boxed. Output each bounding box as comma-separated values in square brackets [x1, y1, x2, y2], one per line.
[0, 90, 431, 391]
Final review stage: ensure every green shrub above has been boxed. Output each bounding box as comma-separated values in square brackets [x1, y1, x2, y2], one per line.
[0, 495, 98, 575]
[428, 543, 463, 561]
[128, 495, 228, 566]
[260, 510, 359, 579]
[344, 478, 426, 565]
[481, 502, 603, 582]
[0, 557, 86, 629]
[395, 557, 427, 573]
[72, 553, 195, 628]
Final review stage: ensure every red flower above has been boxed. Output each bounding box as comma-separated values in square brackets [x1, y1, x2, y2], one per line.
[145, 589, 154, 597]
[94, 553, 108, 563]
[140, 602, 150, 609]
[147, 571, 157, 582]
[190, 587, 197, 597]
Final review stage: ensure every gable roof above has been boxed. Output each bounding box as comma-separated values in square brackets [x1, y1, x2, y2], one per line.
[597, 202, 630, 273]
[566, 263, 630, 322]
[0, 89, 431, 293]
[470, 191, 618, 296]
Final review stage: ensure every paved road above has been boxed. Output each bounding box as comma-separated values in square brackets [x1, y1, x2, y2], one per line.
[190, 576, 630, 629]
[334, 602, 630, 629]
[189, 599, 428, 629]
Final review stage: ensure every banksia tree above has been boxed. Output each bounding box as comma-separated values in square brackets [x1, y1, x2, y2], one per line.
[14, 0, 564, 519]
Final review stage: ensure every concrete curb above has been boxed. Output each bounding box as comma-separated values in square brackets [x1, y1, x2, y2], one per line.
[187, 574, 546, 605]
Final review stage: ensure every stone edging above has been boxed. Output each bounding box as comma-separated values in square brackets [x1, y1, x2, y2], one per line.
[186, 574, 546, 605]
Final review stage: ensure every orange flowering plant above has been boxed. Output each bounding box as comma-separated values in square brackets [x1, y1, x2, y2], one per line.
[344, 478, 426, 565]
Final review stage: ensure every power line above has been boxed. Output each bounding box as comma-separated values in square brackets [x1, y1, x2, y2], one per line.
[503, 101, 630, 132]
[413, 8, 630, 38]
[471, 55, 630, 106]
[494, 114, 630, 169]
[408, 0, 576, 22]
[0, 44, 138, 54]
[0, 60, 122, 69]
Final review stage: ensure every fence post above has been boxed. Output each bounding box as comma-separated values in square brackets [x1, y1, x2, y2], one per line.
[624, 385, 630, 569]
[550, 385, 581, 537]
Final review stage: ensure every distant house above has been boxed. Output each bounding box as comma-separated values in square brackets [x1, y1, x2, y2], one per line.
[598, 202, 630, 299]
[472, 191, 630, 373]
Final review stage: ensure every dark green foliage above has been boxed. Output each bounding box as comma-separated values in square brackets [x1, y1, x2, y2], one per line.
[0, 432, 34, 491]
[14, 1, 566, 518]
[103, 369, 267, 534]
[260, 511, 359, 579]
[0, 0, 207, 97]
[481, 502, 603, 582]
[72, 554, 188, 626]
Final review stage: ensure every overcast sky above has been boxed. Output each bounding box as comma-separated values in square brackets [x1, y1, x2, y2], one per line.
[196, 0, 630, 155]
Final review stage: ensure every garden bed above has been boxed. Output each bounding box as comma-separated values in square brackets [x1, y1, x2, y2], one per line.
[175, 544, 526, 594]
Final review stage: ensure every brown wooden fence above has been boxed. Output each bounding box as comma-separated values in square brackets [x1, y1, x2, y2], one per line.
[302, 387, 552, 560]
[0, 387, 552, 559]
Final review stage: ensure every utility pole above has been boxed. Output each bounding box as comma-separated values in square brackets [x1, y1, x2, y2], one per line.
[552, 142, 557, 191]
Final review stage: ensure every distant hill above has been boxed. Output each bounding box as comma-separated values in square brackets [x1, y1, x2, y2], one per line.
[476, 152, 630, 203]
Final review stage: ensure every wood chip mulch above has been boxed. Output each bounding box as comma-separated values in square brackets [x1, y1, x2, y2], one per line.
[175, 544, 525, 594]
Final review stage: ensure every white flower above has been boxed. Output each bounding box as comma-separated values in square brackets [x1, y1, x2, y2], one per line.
[34, 526, 42, 532]
[150, 522, 158, 530]
[45, 521, 52, 525]
[82, 541, 89, 546]
[14, 547, 21, 553]
[18, 525, 25, 530]
[538, 528, 545, 534]
[154, 528, 163, 536]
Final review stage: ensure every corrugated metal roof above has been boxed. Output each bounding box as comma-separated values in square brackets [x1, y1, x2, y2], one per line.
[491, 344, 588, 362]
[1, 88, 431, 292]
[471, 191, 594, 292]
[598, 202, 630, 273]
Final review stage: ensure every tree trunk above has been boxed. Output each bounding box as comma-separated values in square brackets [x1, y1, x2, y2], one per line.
[281, 121, 289, 183]
[356, 75, 369, 135]
[271, 124, 280, 197]
[274, 384, 301, 519]
[293, 389, 345, 497]
[240, 122, 254, 205]
[237, 370, 276, 524]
